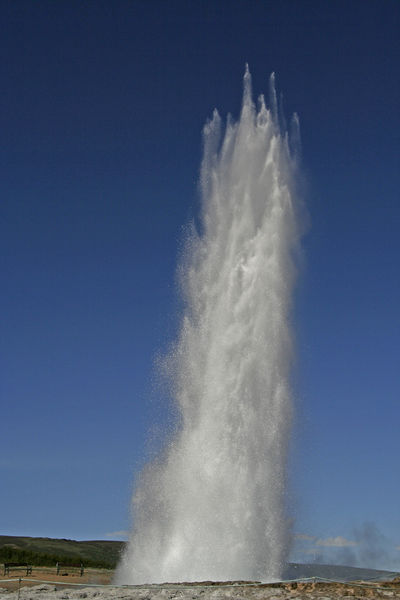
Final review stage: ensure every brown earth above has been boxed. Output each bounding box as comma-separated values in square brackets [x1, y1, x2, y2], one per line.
[0, 567, 113, 590]
[1, 569, 400, 598]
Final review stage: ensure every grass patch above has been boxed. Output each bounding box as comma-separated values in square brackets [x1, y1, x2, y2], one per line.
[0, 536, 125, 569]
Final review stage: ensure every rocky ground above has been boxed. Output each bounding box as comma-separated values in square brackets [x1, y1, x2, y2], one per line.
[1, 577, 400, 600]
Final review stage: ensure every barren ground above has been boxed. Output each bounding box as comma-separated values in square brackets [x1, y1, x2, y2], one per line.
[1, 569, 399, 599]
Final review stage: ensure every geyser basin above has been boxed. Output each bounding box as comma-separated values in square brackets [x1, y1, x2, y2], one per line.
[117, 67, 304, 584]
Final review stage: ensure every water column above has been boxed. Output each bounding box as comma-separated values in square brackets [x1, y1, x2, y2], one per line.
[117, 67, 303, 584]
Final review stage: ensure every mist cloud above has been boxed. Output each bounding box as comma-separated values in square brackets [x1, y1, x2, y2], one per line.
[293, 523, 400, 571]
[316, 536, 357, 548]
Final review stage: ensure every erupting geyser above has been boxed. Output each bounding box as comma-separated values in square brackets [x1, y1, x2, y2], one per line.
[116, 67, 304, 584]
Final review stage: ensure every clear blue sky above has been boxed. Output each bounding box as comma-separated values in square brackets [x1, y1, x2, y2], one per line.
[1, 0, 399, 570]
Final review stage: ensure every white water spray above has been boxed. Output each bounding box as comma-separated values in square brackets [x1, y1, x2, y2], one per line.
[117, 68, 304, 584]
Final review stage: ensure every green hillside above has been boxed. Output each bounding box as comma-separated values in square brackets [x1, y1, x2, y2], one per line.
[0, 536, 126, 569]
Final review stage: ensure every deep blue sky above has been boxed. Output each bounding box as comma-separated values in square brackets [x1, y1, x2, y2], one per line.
[1, 0, 399, 569]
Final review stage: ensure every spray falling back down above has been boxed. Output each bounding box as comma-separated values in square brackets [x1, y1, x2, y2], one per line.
[117, 68, 304, 584]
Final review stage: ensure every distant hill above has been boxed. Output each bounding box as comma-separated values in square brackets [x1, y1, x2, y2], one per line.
[1, 536, 399, 582]
[283, 562, 400, 582]
[0, 535, 125, 569]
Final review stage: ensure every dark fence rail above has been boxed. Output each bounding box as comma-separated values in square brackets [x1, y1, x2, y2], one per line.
[56, 562, 84, 576]
[3, 562, 32, 576]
